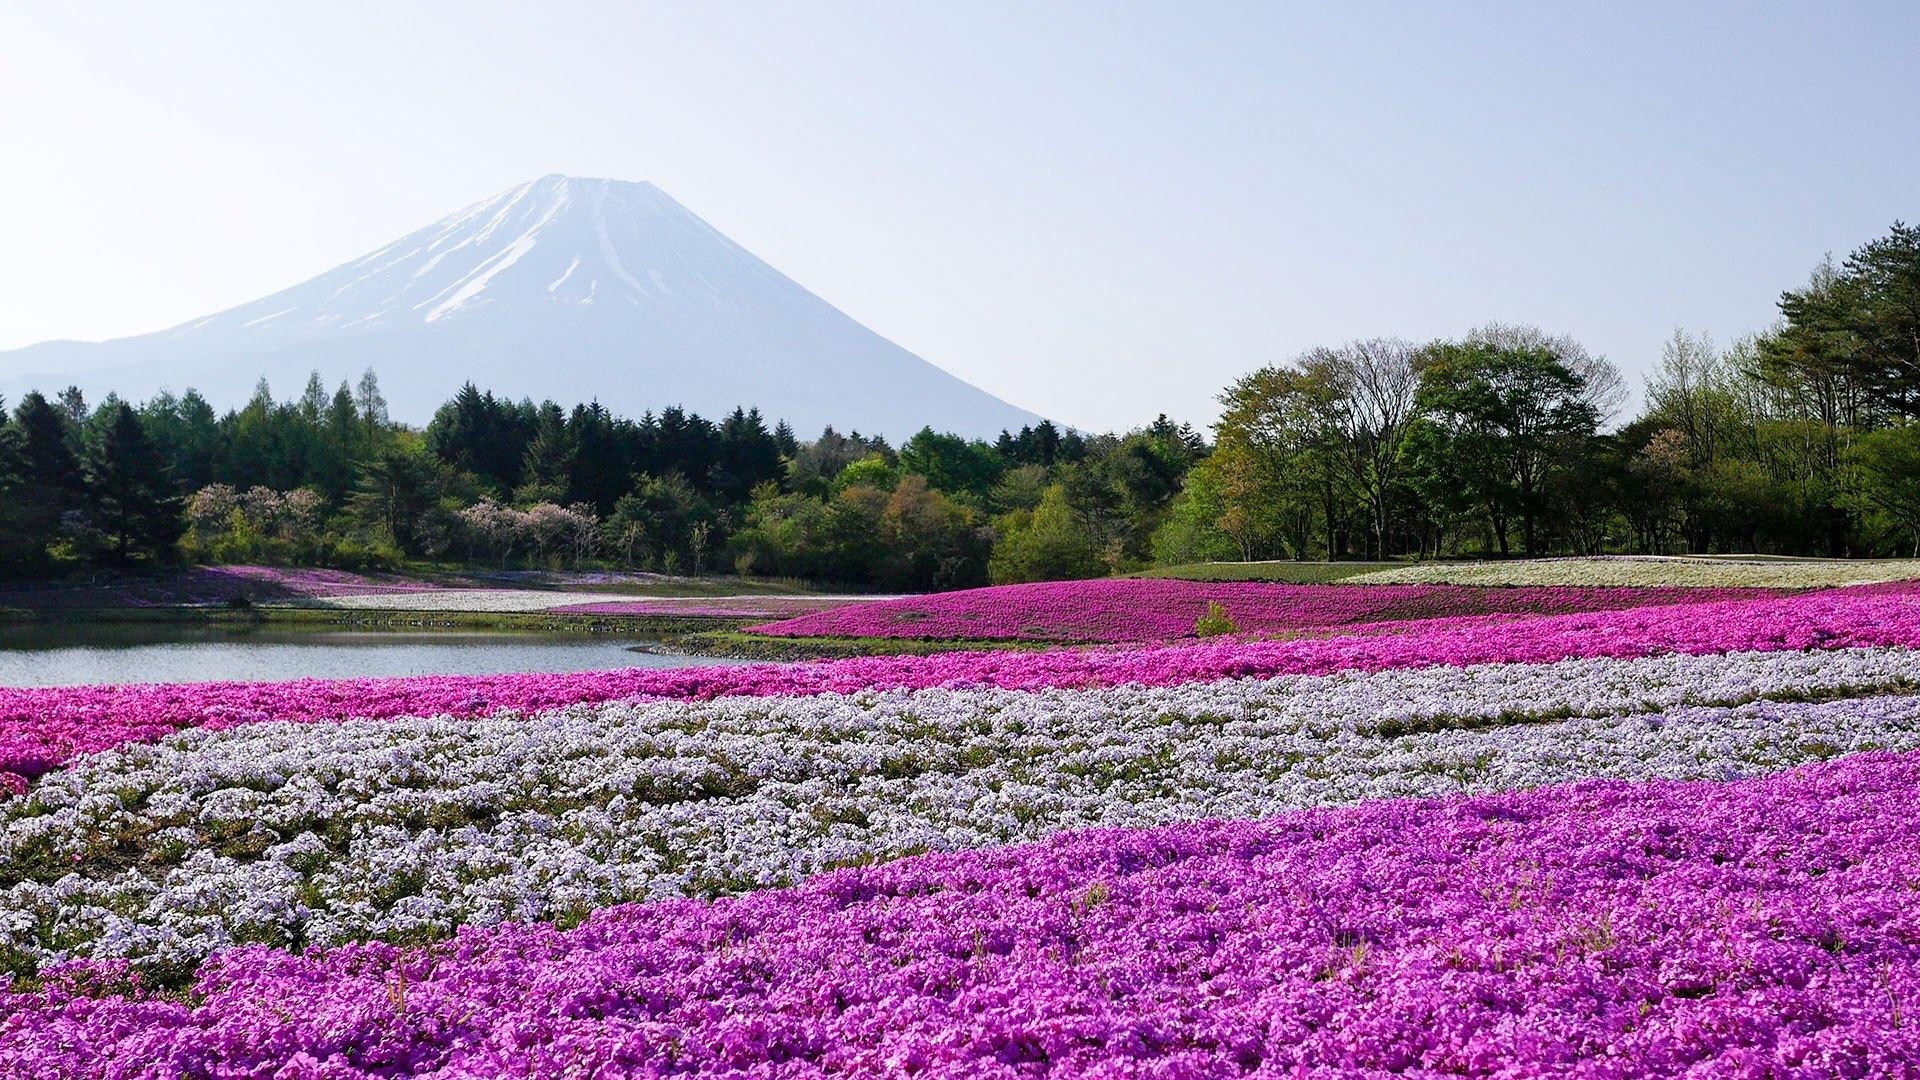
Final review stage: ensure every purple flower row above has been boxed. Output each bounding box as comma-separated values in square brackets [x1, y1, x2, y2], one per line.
[7, 751, 1917, 1076]
[0, 566, 437, 609]
[546, 596, 863, 618]
[3, 584, 1919, 793]
[746, 578, 1783, 641]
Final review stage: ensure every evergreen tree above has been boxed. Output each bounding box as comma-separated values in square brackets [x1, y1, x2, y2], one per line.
[714, 406, 783, 503]
[771, 419, 799, 458]
[12, 392, 85, 567]
[326, 383, 361, 463]
[518, 402, 575, 503]
[566, 401, 630, 513]
[428, 383, 531, 493]
[0, 401, 32, 573]
[84, 403, 183, 563]
[350, 445, 441, 554]
[355, 369, 389, 438]
[1768, 222, 1920, 418]
[138, 389, 223, 493]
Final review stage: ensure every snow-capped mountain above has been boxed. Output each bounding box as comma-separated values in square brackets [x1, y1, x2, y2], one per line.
[0, 175, 1042, 438]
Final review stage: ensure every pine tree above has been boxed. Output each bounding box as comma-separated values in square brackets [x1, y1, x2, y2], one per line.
[350, 446, 439, 554]
[772, 419, 799, 458]
[11, 392, 85, 567]
[85, 403, 183, 563]
[518, 403, 575, 503]
[0, 400, 32, 572]
[566, 401, 629, 513]
[355, 369, 389, 439]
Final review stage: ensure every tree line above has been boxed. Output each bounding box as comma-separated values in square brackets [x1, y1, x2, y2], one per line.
[0, 220, 1912, 587]
[1160, 221, 1920, 562]
[0, 367, 1203, 590]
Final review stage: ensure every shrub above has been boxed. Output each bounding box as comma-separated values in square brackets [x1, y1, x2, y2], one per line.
[1193, 600, 1239, 637]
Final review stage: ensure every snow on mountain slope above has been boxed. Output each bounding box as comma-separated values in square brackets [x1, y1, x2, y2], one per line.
[0, 176, 1044, 438]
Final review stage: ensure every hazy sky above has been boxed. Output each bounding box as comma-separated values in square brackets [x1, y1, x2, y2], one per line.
[2, 2, 1915, 431]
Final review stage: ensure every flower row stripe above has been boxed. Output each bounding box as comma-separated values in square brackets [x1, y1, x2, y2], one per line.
[7, 751, 1918, 1076]
[746, 578, 1782, 641]
[3, 585, 1917, 792]
[7, 646, 1919, 980]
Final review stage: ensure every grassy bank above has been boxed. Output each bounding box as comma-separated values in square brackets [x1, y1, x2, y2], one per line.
[0, 604, 1021, 660]
[0, 604, 756, 638]
[666, 629, 1048, 661]
[1133, 561, 1406, 583]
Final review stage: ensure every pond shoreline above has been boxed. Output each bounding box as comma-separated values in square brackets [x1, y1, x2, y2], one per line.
[0, 604, 754, 636]
[0, 604, 1026, 664]
[0, 620, 762, 688]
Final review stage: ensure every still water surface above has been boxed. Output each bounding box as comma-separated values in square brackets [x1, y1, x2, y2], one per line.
[0, 624, 745, 687]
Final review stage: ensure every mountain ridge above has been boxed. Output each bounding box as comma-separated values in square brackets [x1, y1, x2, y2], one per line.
[0, 176, 1044, 438]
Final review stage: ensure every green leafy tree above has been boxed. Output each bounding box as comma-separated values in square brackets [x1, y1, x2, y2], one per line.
[988, 484, 1105, 583]
[875, 474, 990, 589]
[1415, 341, 1598, 555]
[835, 453, 898, 492]
[605, 472, 716, 570]
[1852, 424, 1920, 554]
[1216, 354, 1356, 558]
[1150, 454, 1244, 565]
[899, 428, 1003, 502]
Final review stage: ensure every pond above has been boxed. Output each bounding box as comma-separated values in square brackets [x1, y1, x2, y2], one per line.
[0, 623, 747, 687]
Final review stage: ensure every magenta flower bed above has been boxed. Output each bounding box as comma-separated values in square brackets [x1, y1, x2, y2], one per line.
[0, 566, 436, 609]
[745, 578, 1781, 642]
[1, 585, 1917, 794]
[9, 752, 1917, 1076]
[546, 596, 864, 618]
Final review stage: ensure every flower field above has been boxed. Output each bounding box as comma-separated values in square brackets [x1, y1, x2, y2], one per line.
[0, 566, 437, 609]
[544, 596, 869, 618]
[744, 577, 1780, 641]
[1347, 555, 1920, 589]
[299, 586, 871, 618]
[299, 588, 716, 613]
[5, 580, 1920, 1074]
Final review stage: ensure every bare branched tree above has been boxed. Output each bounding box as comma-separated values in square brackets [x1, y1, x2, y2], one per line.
[1335, 338, 1424, 558]
[1468, 321, 1628, 426]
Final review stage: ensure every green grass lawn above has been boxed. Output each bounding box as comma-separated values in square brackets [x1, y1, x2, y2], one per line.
[1131, 561, 1405, 584]
[670, 629, 1044, 660]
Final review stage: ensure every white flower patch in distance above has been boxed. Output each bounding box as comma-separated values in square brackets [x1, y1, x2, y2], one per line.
[3, 646, 1919, 981]
[1346, 557, 1920, 589]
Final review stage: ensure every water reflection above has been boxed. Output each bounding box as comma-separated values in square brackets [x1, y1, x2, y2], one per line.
[0, 623, 744, 687]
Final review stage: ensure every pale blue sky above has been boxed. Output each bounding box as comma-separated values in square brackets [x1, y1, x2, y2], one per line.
[1, 2, 1914, 431]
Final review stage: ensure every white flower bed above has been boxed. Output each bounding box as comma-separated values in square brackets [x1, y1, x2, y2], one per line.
[288, 589, 642, 612]
[1346, 557, 1920, 589]
[4, 646, 1920, 977]
[290, 588, 888, 613]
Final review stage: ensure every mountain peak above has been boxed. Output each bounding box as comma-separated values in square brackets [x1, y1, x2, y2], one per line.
[0, 181, 1042, 438]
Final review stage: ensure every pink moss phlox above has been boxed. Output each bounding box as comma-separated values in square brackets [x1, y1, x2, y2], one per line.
[2, 584, 1917, 790]
[6, 752, 1918, 1076]
[545, 597, 860, 618]
[745, 579, 1785, 642]
[0, 566, 437, 609]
